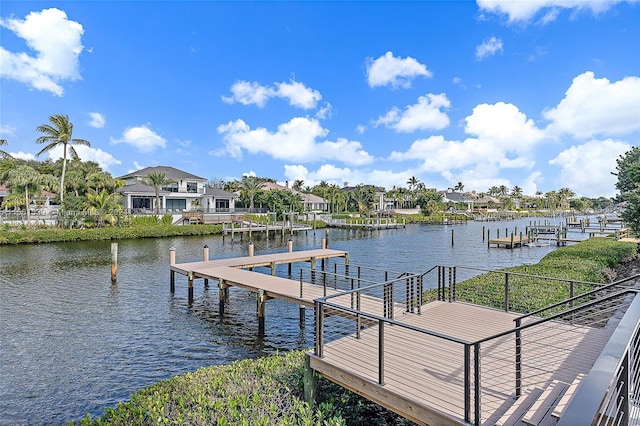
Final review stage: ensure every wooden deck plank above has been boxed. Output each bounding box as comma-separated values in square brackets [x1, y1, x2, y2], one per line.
[171, 248, 349, 275]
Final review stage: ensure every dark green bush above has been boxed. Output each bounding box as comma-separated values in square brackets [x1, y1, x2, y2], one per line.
[0, 225, 222, 245]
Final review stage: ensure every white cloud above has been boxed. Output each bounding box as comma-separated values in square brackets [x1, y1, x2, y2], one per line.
[275, 80, 322, 109]
[365, 51, 432, 89]
[355, 125, 366, 134]
[373, 93, 451, 132]
[388, 102, 545, 185]
[44, 145, 121, 171]
[543, 72, 640, 139]
[9, 151, 36, 161]
[465, 102, 544, 150]
[222, 79, 322, 109]
[0, 8, 84, 96]
[475, 37, 503, 60]
[87, 112, 105, 128]
[215, 117, 374, 166]
[111, 124, 167, 152]
[0, 124, 16, 136]
[549, 139, 631, 197]
[315, 102, 333, 120]
[222, 81, 274, 107]
[476, 0, 634, 24]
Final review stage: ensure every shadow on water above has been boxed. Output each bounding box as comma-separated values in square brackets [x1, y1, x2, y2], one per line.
[0, 218, 588, 424]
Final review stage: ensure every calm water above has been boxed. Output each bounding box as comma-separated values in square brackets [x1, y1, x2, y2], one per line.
[0, 218, 586, 424]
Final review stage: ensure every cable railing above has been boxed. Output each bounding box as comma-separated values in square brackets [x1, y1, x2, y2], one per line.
[312, 263, 640, 425]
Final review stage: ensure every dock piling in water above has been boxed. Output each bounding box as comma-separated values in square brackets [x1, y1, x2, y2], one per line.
[110, 242, 118, 283]
[187, 271, 194, 304]
[169, 247, 176, 293]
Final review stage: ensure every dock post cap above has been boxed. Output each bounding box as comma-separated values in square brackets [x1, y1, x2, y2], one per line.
[169, 246, 176, 251]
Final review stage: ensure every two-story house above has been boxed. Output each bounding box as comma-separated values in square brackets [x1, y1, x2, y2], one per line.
[117, 166, 235, 213]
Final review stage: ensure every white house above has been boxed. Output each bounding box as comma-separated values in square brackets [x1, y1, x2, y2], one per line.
[117, 166, 236, 213]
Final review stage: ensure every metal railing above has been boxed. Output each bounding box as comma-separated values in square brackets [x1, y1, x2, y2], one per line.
[558, 289, 640, 426]
[312, 263, 640, 425]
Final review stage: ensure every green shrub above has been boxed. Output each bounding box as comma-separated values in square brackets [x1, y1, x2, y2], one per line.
[0, 224, 223, 245]
[131, 215, 160, 227]
[160, 215, 173, 226]
[75, 350, 410, 425]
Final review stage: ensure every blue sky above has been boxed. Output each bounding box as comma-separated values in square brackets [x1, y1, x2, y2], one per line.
[1, 1, 639, 198]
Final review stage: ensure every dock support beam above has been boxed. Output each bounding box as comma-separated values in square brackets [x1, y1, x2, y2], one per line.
[169, 247, 176, 293]
[203, 245, 209, 288]
[303, 355, 317, 404]
[188, 271, 194, 305]
[300, 305, 306, 327]
[288, 238, 293, 276]
[111, 242, 118, 283]
[257, 289, 266, 336]
[219, 280, 227, 316]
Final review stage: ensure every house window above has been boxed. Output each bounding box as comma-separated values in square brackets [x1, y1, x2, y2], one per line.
[162, 182, 178, 193]
[132, 197, 152, 209]
[186, 182, 197, 193]
[166, 199, 186, 210]
[215, 199, 230, 212]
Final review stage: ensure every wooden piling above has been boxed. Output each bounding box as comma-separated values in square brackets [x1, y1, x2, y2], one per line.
[169, 247, 176, 293]
[257, 289, 266, 336]
[203, 245, 210, 287]
[303, 355, 317, 403]
[451, 229, 454, 246]
[219, 280, 226, 316]
[110, 242, 118, 283]
[188, 271, 194, 304]
[288, 238, 293, 276]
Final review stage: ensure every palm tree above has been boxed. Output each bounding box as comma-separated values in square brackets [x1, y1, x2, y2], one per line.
[511, 186, 523, 197]
[139, 171, 175, 214]
[35, 114, 90, 203]
[292, 179, 304, 191]
[558, 187, 576, 209]
[238, 175, 263, 212]
[84, 189, 122, 227]
[0, 139, 13, 159]
[407, 176, 420, 192]
[5, 165, 56, 224]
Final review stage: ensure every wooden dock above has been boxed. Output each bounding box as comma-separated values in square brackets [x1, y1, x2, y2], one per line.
[488, 235, 530, 248]
[169, 247, 350, 334]
[309, 301, 615, 426]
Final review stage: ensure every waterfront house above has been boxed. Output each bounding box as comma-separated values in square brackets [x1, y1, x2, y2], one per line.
[117, 166, 236, 213]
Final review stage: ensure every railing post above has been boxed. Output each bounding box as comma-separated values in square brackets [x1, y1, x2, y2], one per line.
[315, 301, 324, 358]
[620, 351, 630, 426]
[406, 277, 411, 312]
[504, 273, 510, 312]
[448, 267, 452, 302]
[464, 344, 471, 423]
[379, 319, 385, 385]
[453, 267, 457, 302]
[438, 266, 442, 300]
[418, 275, 423, 314]
[474, 342, 481, 426]
[515, 318, 522, 397]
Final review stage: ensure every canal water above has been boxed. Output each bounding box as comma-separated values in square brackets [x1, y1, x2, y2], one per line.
[0, 218, 585, 424]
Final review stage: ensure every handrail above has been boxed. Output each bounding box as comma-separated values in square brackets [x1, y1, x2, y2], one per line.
[318, 298, 472, 345]
[557, 291, 640, 425]
[473, 288, 638, 345]
[514, 273, 640, 322]
[450, 264, 605, 288]
[318, 273, 424, 302]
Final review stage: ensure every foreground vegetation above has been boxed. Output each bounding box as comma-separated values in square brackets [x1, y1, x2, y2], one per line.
[73, 238, 636, 425]
[0, 223, 223, 245]
[75, 350, 408, 426]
